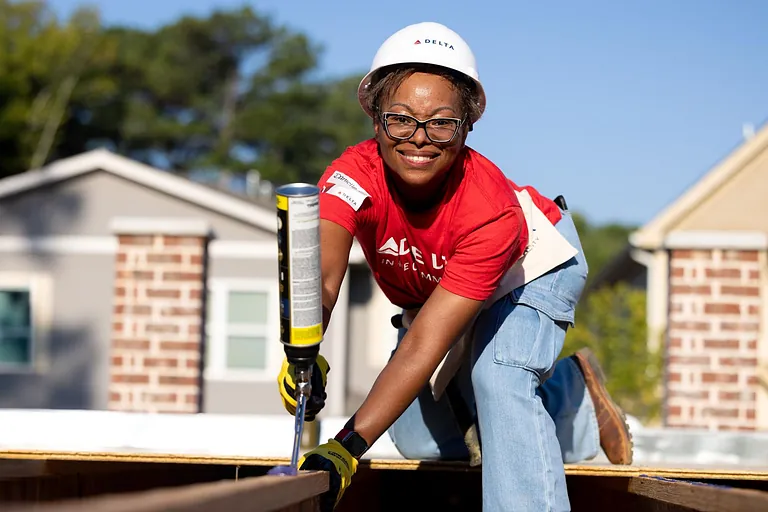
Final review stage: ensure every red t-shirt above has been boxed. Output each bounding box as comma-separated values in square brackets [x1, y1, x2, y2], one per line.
[318, 139, 562, 310]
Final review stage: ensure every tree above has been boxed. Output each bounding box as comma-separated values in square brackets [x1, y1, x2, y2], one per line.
[0, 0, 114, 174]
[0, 2, 371, 182]
[571, 212, 635, 287]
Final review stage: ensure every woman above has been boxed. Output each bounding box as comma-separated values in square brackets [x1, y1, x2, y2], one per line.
[279, 22, 632, 512]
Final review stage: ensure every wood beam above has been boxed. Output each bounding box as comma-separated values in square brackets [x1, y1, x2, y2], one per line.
[2, 471, 328, 512]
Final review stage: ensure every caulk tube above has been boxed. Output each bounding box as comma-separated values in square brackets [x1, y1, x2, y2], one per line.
[275, 183, 324, 472]
[276, 183, 323, 361]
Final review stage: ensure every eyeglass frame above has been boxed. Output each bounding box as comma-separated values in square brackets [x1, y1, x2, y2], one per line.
[378, 111, 466, 144]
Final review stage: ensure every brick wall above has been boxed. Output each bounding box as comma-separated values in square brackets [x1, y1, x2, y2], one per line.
[666, 248, 761, 430]
[108, 219, 209, 413]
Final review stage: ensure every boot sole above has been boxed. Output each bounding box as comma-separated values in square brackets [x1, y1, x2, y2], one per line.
[575, 348, 634, 465]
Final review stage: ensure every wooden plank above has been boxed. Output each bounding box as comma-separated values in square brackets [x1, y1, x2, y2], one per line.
[626, 476, 768, 512]
[2, 450, 768, 481]
[3, 471, 328, 512]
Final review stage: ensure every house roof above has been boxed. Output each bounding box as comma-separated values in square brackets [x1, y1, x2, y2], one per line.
[0, 148, 277, 233]
[630, 120, 768, 249]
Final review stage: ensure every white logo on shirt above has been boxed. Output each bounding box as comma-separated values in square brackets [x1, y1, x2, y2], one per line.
[377, 236, 447, 283]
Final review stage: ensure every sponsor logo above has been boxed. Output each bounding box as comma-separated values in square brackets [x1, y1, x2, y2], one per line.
[377, 236, 447, 284]
[322, 171, 370, 212]
[413, 38, 455, 50]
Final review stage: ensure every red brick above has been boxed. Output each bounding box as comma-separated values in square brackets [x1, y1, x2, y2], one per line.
[163, 236, 203, 247]
[109, 392, 121, 402]
[189, 289, 202, 300]
[719, 391, 755, 401]
[723, 250, 758, 262]
[749, 305, 760, 315]
[112, 322, 124, 332]
[703, 407, 739, 418]
[117, 270, 154, 280]
[116, 253, 128, 263]
[186, 359, 200, 369]
[749, 270, 760, 279]
[670, 321, 711, 332]
[118, 235, 154, 246]
[747, 340, 758, 350]
[671, 285, 712, 295]
[667, 372, 682, 383]
[721, 285, 759, 297]
[667, 405, 682, 417]
[704, 303, 740, 315]
[702, 372, 738, 383]
[719, 357, 758, 367]
[746, 409, 756, 420]
[190, 254, 204, 265]
[146, 289, 181, 299]
[113, 339, 150, 351]
[747, 375, 760, 385]
[114, 305, 152, 315]
[147, 253, 183, 264]
[111, 374, 150, 384]
[111, 356, 124, 366]
[721, 322, 760, 332]
[143, 357, 179, 368]
[160, 307, 200, 316]
[669, 337, 683, 348]
[159, 341, 199, 352]
[185, 394, 199, 404]
[673, 249, 712, 260]
[145, 323, 180, 334]
[668, 390, 709, 400]
[115, 286, 127, 297]
[705, 268, 741, 279]
[669, 355, 710, 365]
[162, 271, 201, 282]
[670, 267, 685, 277]
[144, 392, 178, 403]
[703, 339, 739, 349]
[159, 376, 198, 386]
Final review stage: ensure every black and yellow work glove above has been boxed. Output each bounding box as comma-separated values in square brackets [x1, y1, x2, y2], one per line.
[299, 439, 357, 512]
[277, 355, 330, 421]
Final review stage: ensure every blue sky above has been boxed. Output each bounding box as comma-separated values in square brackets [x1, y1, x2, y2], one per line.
[49, 0, 768, 226]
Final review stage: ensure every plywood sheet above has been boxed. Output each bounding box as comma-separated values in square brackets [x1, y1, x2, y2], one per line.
[1, 450, 767, 481]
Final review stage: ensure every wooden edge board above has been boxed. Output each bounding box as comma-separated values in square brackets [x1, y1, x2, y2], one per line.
[1, 450, 767, 481]
[627, 475, 768, 512]
[3, 471, 329, 512]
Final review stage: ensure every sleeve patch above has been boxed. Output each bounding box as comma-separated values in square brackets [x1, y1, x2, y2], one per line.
[323, 171, 371, 212]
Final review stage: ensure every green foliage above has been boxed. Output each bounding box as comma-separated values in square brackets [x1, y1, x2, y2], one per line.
[0, 1, 371, 181]
[564, 282, 663, 424]
[571, 211, 634, 287]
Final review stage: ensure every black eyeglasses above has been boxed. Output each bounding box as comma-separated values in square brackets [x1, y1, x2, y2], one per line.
[379, 112, 464, 143]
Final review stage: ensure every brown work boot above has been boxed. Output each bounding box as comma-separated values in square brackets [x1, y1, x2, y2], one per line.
[570, 348, 633, 465]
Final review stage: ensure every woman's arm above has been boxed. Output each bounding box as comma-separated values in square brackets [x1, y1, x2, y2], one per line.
[320, 219, 354, 333]
[344, 284, 484, 446]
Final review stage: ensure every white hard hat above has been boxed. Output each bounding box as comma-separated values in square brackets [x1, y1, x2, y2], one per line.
[358, 22, 486, 123]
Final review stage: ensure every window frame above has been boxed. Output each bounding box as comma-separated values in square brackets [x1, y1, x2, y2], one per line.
[204, 278, 281, 382]
[0, 272, 52, 374]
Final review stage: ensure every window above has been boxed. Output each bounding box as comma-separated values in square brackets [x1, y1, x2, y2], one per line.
[205, 279, 280, 380]
[0, 273, 50, 372]
[0, 287, 32, 366]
